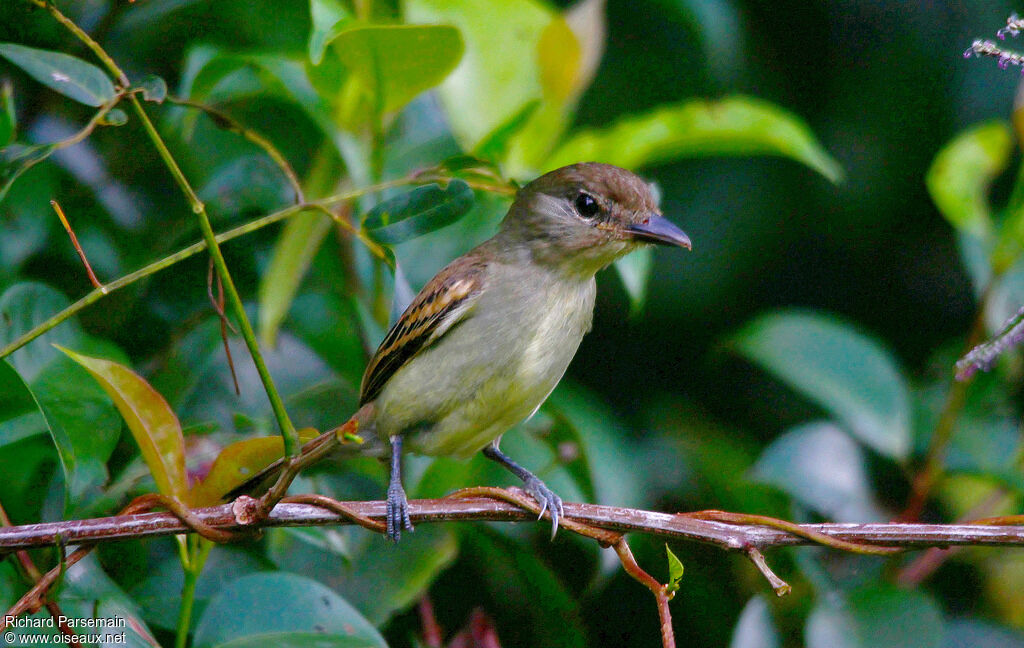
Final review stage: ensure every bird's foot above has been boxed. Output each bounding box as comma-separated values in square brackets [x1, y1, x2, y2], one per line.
[522, 475, 564, 540]
[386, 480, 414, 543]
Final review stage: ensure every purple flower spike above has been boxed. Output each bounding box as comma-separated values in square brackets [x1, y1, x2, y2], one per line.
[999, 56, 1011, 68]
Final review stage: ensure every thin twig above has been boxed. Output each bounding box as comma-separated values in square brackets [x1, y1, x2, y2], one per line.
[0, 178, 416, 362]
[0, 501, 82, 647]
[51, 199, 103, 291]
[207, 257, 240, 395]
[612, 538, 674, 648]
[744, 547, 791, 597]
[167, 97, 305, 204]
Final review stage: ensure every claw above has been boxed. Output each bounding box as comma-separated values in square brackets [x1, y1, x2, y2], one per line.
[523, 475, 563, 540]
[386, 481, 414, 543]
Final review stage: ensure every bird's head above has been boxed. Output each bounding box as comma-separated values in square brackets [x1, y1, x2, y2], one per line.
[499, 162, 691, 276]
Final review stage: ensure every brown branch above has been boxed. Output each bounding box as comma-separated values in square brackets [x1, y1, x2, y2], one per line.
[0, 501, 83, 647]
[2, 495, 1022, 554]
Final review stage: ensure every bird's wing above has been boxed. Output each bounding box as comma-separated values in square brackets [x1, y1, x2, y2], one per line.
[359, 253, 487, 404]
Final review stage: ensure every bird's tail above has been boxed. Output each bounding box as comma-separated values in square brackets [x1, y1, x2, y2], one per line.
[222, 404, 377, 501]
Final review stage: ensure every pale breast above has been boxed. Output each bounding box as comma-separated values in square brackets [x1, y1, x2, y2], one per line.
[377, 263, 596, 458]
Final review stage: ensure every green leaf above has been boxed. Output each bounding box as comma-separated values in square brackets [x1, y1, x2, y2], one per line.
[545, 383, 641, 508]
[129, 547, 272, 632]
[0, 282, 83, 382]
[178, 47, 334, 143]
[547, 96, 844, 184]
[751, 422, 886, 521]
[805, 585, 944, 648]
[926, 121, 1011, 239]
[189, 429, 319, 506]
[259, 210, 332, 348]
[137, 74, 168, 103]
[729, 596, 780, 648]
[57, 346, 189, 502]
[731, 310, 911, 460]
[614, 246, 653, 314]
[405, 0, 553, 149]
[363, 180, 474, 244]
[0, 43, 116, 107]
[192, 572, 387, 648]
[214, 634, 380, 648]
[0, 360, 44, 448]
[0, 142, 59, 203]
[308, 0, 353, 65]
[268, 521, 457, 626]
[101, 107, 128, 126]
[331, 25, 464, 115]
[665, 544, 684, 594]
[461, 529, 587, 648]
[30, 357, 122, 512]
[0, 79, 14, 146]
[473, 99, 540, 162]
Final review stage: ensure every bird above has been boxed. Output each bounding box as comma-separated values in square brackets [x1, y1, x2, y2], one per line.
[228, 162, 691, 541]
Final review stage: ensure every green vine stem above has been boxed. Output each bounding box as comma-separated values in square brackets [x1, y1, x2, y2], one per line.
[175, 537, 213, 648]
[126, 93, 300, 455]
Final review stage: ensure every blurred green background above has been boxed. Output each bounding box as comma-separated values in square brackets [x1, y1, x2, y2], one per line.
[2, 1, 1024, 647]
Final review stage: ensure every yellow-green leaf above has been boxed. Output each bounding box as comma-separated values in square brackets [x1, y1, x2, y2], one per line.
[331, 25, 464, 115]
[547, 96, 844, 184]
[926, 120, 1011, 240]
[57, 346, 188, 502]
[189, 429, 320, 506]
[665, 544, 684, 594]
[405, 0, 553, 149]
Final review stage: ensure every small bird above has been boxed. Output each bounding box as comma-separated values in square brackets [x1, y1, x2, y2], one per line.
[232, 162, 690, 541]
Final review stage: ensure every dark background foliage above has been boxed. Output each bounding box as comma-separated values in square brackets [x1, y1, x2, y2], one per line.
[2, 1, 1023, 647]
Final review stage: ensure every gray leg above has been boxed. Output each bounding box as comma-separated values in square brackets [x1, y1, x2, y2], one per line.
[386, 435, 413, 542]
[483, 442, 563, 539]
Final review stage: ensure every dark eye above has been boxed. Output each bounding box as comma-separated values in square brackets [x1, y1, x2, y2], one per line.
[574, 192, 599, 218]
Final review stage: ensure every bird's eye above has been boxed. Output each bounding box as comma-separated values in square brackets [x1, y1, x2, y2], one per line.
[574, 192, 599, 218]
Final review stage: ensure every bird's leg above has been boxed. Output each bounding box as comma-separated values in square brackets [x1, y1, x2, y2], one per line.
[482, 442, 564, 539]
[386, 434, 414, 542]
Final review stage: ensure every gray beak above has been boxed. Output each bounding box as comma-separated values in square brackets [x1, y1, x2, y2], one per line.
[627, 215, 692, 249]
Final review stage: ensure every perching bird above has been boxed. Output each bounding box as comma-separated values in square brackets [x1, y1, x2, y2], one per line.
[230, 162, 691, 541]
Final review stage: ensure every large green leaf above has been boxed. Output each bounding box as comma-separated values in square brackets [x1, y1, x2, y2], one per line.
[405, 0, 553, 149]
[751, 422, 886, 521]
[546, 383, 642, 508]
[267, 521, 457, 626]
[926, 120, 1011, 239]
[58, 347, 189, 502]
[0, 360, 43, 448]
[0, 142, 59, 204]
[0, 282, 83, 382]
[363, 180, 474, 244]
[129, 547, 272, 632]
[308, 0, 353, 65]
[460, 529, 587, 648]
[805, 585, 944, 648]
[30, 357, 122, 512]
[547, 96, 843, 183]
[0, 43, 116, 107]
[214, 635, 379, 648]
[192, 573, 386, 648]
[731, 310, 911, 460]
[259, 210, 332, 348]
[330, 24, 464, 115]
